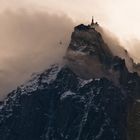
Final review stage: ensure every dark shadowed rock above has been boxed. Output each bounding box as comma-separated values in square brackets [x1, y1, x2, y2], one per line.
[0, 65, 128, 140]
[0, 24, 140, 140]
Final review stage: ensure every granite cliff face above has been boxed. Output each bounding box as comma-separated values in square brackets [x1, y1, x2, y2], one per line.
[0, 24, 140, 140]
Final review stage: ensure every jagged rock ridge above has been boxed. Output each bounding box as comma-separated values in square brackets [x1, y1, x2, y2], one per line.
[0, 24, 140, 140]
[0, 65, 128, 140]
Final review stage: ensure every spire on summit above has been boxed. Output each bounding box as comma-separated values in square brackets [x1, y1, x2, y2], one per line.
[91, 16, 94, 26]
[90, 16, 98, 29]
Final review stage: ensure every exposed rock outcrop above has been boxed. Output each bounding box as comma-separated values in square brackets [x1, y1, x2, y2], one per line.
[0, 24, 140, 140]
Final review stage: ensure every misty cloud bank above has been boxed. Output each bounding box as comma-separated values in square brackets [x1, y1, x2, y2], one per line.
[96, 26, 139, 72]
[97, 26, 140, 64]
[0, 9, 74, 99]
[0, 8, 140, 100]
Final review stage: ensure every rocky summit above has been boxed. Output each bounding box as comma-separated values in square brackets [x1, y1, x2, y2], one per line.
[0, 24, 140, 140]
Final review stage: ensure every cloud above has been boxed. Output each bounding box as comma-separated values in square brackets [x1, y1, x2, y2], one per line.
[0, 4, 140, 100]
[96, 26, 135, 72]
[0, 9, 74, 99]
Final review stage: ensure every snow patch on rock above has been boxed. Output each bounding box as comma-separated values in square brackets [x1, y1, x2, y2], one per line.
[78, 78, 93, 87]
[60, 91, 76, 100]
[20, 64, 62, 95]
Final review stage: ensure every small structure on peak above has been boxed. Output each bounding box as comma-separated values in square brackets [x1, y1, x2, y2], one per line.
[90, 16, 98, 29]
[74, 16, 99, 31]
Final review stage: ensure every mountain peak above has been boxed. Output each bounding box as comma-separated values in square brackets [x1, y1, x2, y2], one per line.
[68, 23, 113, 61]
[0, 22, 140, 140]
[65, 23, 127, 85]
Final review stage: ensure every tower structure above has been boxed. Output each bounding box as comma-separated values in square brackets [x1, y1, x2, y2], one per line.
[90, 16, 98, 29]
[91, 16, 94, 26]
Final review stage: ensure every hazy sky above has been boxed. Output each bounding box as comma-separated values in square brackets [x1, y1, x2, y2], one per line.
[0, 0, 140, 98]
[1, 0, 140, 39]
[0, 8, 74, 99]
